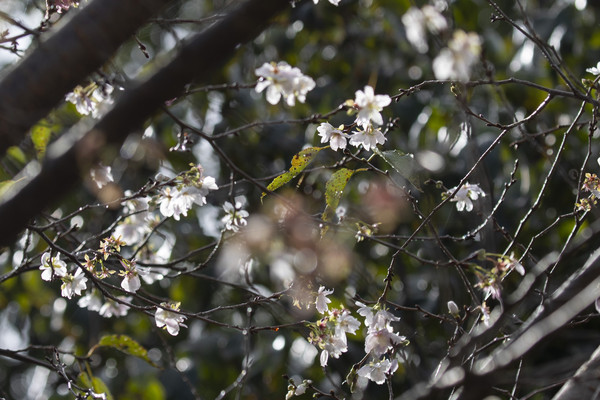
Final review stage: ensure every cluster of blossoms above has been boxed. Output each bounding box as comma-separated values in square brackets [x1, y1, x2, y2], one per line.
[443, 182, 486, 212]
[66, 82, 113, 118]
[402, 4, 448, 53]
[474, 252, 525, 302]
[38, 166, 216, 335]
[221, 200, 249, 232]
[317, 85, 391, 152]
[433, 30, 482, 82]
[576, 173, 600, 211]
[40, 252, 87, 299]
[308, 287, 361, 367]
[157, 164, 218, 221]
[355, 302, 407, 384]
[40, 238, 185, 335]
[47, 0, 80, 14]
[255, 62, 315, 106]
[304, 287, 407, 387]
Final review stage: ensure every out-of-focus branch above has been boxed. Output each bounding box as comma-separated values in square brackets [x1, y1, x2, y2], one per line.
[0, 0, 173, 155]
[551, 344, 600, 400]
[401, 248, 600, 400]
[0, 0, 291, 247]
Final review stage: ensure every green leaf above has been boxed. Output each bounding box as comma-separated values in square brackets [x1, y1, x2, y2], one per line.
[87, 334, 159, 368]
[377, 149, 421, 191]
[6, 146, 26, 165]
[31, 123, 52, 159]
[321, 168, 362, 236]
[262, 146, 325, 199]
[78, 372, 114, 400]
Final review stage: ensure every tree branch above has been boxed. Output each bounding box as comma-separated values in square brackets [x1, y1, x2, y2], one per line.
[0, 0, 291, 247]
[0, 0, 173, 155]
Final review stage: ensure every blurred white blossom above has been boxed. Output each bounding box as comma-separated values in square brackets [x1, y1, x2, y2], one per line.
[90, 164, 113, 189]
[402, 5, 448, 53]
[255, 62, 315, 106]
[433, 30, 481, 82]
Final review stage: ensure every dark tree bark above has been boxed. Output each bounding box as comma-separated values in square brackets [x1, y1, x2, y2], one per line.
[0, 0, 292, 247]
[0, 0, 173, 155]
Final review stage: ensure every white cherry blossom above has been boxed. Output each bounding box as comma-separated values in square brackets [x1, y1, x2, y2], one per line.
[66, 83, 113, 118]
[319, 332, 347, 367]
[155, 302, 187, 336]
[335, 309, 361, 336]
[315, 286, 333, 314]
[402, 5, 448, 53]
[255, 62, 315, 106]
[364, 328, 406, 356]
[78, 289, 103, 312]
[354, 85, 391, 128]
[445, 182, 486, 212]
[99, 296, 131, 318]
[221, 201, 249, 232]
[313, 0, 341, 5]
[349, 124, 387, 151]
[587, 62, 600, 75]
[90, 164, 113, 189]
[317, 123, 348, 151]
[433, 30, 481, 82]
[61, 268, 88, 299]
[357, 358, 398, 385]
[40, 252, 68, 281]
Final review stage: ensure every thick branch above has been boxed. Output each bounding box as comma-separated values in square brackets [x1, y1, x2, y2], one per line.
[0, 0, 173, 155]
[0, 0, 291, 247]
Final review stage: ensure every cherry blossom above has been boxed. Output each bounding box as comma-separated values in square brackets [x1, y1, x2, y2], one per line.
[349, 124, 387, 151]
[119, 260, 145, 293]
[444, 182, 486, 212]
[402, 5, 448, 53]
[315, 286, 333, 314]
[66, 83, 113, 118]
[99, 296, 131, 318]
[317, 123, 348, 151]
[433, 30, 481, 82]
[40, 252, 68, 281]
[365, 328, 405, 357]
[54, 0, 80, 13]
[312, 0, 341, 5]
[61, 268, 88, 299]
[335, 309, 360, 336]
[255, 62, 315, 106]
[353, 85, 391, 128]
[357, 358, 398, 385]
[158, 175, 217, 220]
[155, 302, 187, 336]
[90, 164, 113, 189]
[587, 62, 600, 75]
[78, 289, 103, 312]
[319, 332, 347, 367]
[221, 201, 249, 232]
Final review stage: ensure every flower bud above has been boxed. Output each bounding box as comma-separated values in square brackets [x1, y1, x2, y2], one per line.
[447, 300, 460, 316]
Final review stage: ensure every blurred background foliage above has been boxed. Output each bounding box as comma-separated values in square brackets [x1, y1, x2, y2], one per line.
[2, 0, 600, 398]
